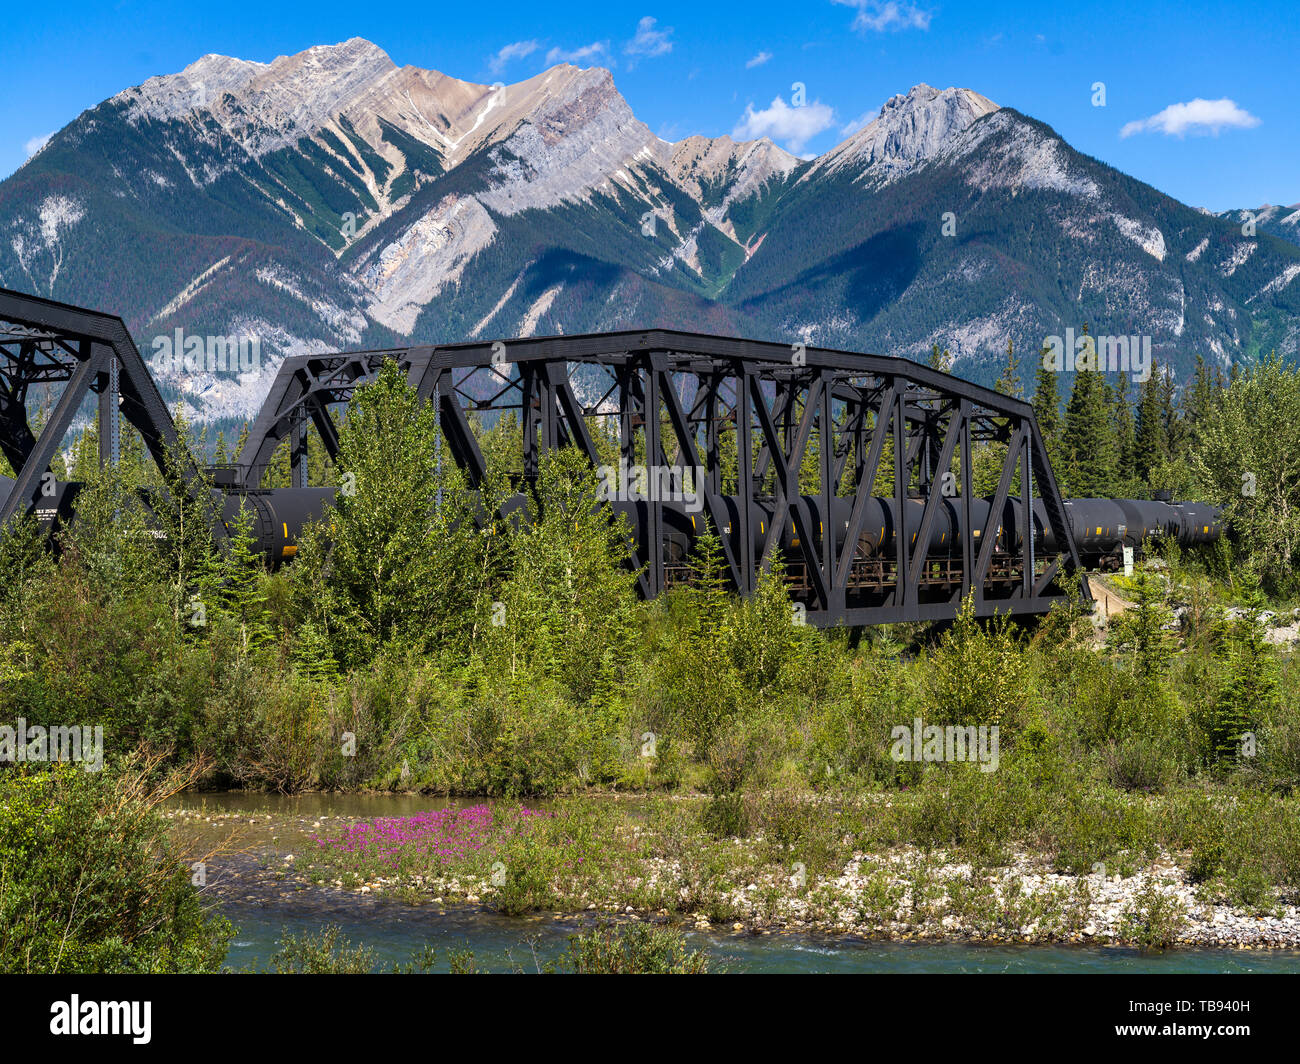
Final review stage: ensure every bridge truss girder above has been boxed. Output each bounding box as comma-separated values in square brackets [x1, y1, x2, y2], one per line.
[235, 331, 1089, 626]
[0, 287, 224, 540]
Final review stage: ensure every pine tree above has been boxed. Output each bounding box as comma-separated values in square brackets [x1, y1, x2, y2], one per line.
[1160, 365, 1186, 464]
[1031, 345, 1063, 473]
[1186, 355, 1214, 445]
[1107, 571, 1173, 681]
[220, 500, 269, 656]
[928, 343, 953, 374]
[1112, 374, 1138, 492]
[233, 423, 250, 468]
[1210, 606, 1279, 768]
[995, 338, 1023, 398]
[1134, 361, 1167, 487]
[1062, 352, 1116, 496]
[687, 518, 731, 643]
[150, 407, 222, 629]
[70, 426, 100, 482]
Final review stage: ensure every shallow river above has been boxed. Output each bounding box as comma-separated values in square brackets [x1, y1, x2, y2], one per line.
[173, 791, 1300, 974]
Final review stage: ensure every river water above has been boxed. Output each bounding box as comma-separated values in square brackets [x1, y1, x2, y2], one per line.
[173, 791, 1300, 974]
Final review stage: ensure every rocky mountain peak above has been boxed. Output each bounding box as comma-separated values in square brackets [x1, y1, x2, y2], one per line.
[119, 38, 400, 158]
[11, 37, 1298, 409]
[813, 83, 999, 184]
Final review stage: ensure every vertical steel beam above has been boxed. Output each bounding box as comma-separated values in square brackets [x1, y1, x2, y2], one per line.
[835, 379, 897, 590]
[819, 374, 838, 614]
[892, 384, 910, 607]
[97, 346, 119, 467]
[291, 417, 308, 488]
[1021, 425, 1034, 599]
[737, 366, 754, 595]
[961, 413, 974, 601]
[645, 358, 662, 597]
[907, 400, 965, 601]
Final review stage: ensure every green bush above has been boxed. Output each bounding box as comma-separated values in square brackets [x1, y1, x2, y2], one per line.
[1117, 882, 1186, 949]
[927, 593, 1028, 728]
[555, 922, 712, 973]
[0, 759, 231, 973]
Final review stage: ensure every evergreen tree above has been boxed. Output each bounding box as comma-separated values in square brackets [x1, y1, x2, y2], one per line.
[150, 407, 222, 628]
[1185, 355, 1215, 446]
[1112, 374, 1138, 491]
[233, 423, 250, 468]
[1159, 365, 1185, 462]
[290, 360, 480, 669]
[1061, 341, 1116, 497]
[484, 447, 640, 705]
[687, 518, 731, 644]
[995, 338, 1023, 398]
[1134, 361, 1167, 487]
[1031, 345, 1063, 474]
[219, 500, 269, 656]
[70, 426, 100, 482]
[928, 343, 952, 374]
[1209, 604, 1279, 769]
[1107, 572, 1173, 681]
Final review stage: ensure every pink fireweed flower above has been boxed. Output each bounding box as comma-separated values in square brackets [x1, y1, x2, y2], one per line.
[310, 805, 549, 869]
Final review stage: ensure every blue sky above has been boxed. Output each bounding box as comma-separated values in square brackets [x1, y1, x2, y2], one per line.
[2, 0, 1295, 211]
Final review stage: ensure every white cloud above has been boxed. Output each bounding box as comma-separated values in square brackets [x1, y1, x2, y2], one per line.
[840, 108, 880, 136]
[746, 51, 773, 68]
[734, 95, 836, 153]
[1120, 98, 1261, 138]
[546, 41, 612, 66]
[24, 131, 54, 158]
[625, 16, 674, 60]
[833, 0, 932, 32]
[488, 40, 539, 74]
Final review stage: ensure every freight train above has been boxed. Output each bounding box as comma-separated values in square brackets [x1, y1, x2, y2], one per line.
[611, 493, 1223, 571]
[5, 470, 1221, 573]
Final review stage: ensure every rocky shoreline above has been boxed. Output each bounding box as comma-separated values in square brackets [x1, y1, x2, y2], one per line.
[166, 808, 1300, 951]
[674, 849, 1300, 950]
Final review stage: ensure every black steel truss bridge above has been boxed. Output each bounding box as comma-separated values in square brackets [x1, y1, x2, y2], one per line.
[1, 285, 1096, 627]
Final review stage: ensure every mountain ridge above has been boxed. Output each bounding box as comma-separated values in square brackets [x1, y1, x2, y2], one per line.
[4, 38, 1299, 426]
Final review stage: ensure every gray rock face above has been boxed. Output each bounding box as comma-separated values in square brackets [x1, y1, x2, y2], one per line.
[5, 38, 1300, 431]
[810, 83, 999, 185]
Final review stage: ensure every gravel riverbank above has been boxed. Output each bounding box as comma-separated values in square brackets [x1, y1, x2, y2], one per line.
[166, 806, 1300, 950]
